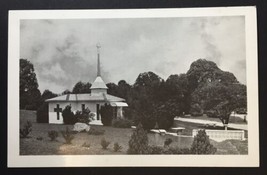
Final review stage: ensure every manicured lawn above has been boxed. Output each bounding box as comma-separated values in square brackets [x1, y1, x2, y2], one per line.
[20, 110, 248, 155]
[180, 114, 246, 124]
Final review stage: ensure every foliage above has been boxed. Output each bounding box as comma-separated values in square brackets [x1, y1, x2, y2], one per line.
[127, 123, 149, 154]
[191, 130, 217, 154]
[186, 59, 238, 91]
[61, 89, 71, 95]
[165, 74, 190, 114]
[117, 80, 131, 99]
[48, 130, 58, 141]
[187, 59, 247, 126]
[72, 81, 92, 94]
[61, 127, 75, 144]
[147, 145, 191, 154]
[62, 105, 76, 125]
[20, 59, 42, 110]
[36, 103, 49, 123]
[190, 103, 203, 117]
[88, 127, 105, 135]
[100, 104, 113, 126]
[20, 120, 32, 138]
[112, 118, 132, 128]
[155, 100, 180, 130]
[36, 136, 43, 141]
[75, 108, 93, 124]
[113, 142, 123, 152]
[162, 147, 191, 154]
[129, 72, 189, 130]
[206, 109, 217, 118]
[132, 98, 156, 130]
[41, 89, 58, 100]
[82, 142, 91, 148]
[235, 107, 247, 114]
[164, 138, 173, 147]
[148, 145, 165, 154]
[37, 89, 57, 123]
[106, 83, 119, 96]
[100, 138, 110, 149]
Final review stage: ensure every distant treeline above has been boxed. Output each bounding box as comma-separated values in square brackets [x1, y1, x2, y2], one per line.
[20, 58, 247, 129]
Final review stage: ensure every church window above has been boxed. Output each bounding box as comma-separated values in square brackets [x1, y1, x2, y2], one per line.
[82, 104, 85, 111]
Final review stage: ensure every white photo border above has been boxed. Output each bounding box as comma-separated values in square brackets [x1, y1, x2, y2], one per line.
[8, 7, 259, 167]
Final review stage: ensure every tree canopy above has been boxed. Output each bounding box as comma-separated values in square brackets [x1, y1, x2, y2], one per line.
[20, 59, 41, 110]
[72, 81, 92, 94]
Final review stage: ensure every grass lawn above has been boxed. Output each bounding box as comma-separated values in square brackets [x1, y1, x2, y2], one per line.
[180, 114, 247, 124]
[20, 110, 248, 155]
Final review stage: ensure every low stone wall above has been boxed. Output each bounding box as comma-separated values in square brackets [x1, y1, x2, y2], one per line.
[192, 129, 245, 142]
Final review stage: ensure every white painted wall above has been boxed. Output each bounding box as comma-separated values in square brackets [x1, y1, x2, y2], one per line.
[48, 101, 107, 124]
[192, 129, 245, 142]
[91, 89, 107, 96]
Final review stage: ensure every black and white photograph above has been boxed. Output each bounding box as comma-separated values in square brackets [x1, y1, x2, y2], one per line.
[8, 7, 259, 167]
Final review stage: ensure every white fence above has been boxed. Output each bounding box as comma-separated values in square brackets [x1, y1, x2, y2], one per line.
[192, 129, 245, 142]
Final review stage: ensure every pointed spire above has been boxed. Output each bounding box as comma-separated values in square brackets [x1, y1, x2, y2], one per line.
[96, 43, 101, 76]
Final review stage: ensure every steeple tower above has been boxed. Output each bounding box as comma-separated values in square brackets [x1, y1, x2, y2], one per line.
[90, 43, 108, 95]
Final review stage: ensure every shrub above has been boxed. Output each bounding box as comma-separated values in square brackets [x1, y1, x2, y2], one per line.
[36, 136, 43, 141]
[100, 104, 113, 126]
[148, 145, 164, 154]
[164, 138, 173, 147]
[100, 138, 110, 149]
[61, 127, 75, 144]
[127, 123, 149, 154]
[123, 107, 134, 119]
[62, 105, 76, 125]
[113, 142, 122, 152]
[36, 103, 48, 123]
[20, 120, 32, 138]
[191, 130, 217, 154]
[82, 142, 91, 148]
[48, 130, 58, 141]
[112, 118, 132, 128]
[75, 108, 93, 124]
[88, 127, 105, 135]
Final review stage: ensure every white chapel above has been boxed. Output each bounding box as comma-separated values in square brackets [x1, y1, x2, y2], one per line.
[46, 45, 128, 125]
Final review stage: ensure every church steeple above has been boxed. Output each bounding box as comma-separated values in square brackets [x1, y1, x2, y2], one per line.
[90, 43, 108, 95]
[96, 43, 101, 77]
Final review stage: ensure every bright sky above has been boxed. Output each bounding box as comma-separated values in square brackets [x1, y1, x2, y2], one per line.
[20, 16, 246, 94]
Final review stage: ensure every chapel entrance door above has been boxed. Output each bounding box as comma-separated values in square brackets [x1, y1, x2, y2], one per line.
[96, 104, 100, 120]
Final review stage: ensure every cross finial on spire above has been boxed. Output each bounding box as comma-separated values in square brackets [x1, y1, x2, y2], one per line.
[96, 43, 101, 53]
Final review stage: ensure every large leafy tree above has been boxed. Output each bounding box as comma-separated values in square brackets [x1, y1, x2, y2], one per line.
[191, 81, 247, 129]
[186, 59, 245, 118]
[41, 89, 58, 101]
[72, 81, 92, 94]
[129, 72, 164, 130]
[36, 89, 58, 123]
[186, 59, 238, 91]
[117, 80, 131, 100]
[106, 82, 119, 96]
[165, 74, 190, 114]
[20, 59, 41, 110]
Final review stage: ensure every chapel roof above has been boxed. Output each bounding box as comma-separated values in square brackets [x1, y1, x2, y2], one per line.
[90, 76, 108, 89]
[45, 93, 125, 102]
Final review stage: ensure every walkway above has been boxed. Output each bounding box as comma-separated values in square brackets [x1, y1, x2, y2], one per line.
[174, 117, 248, 131]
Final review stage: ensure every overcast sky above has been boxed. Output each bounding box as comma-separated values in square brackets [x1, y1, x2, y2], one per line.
[20, 16, 246, 94]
